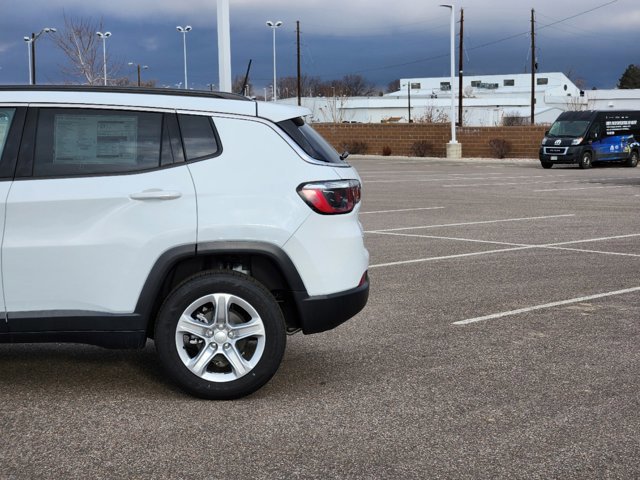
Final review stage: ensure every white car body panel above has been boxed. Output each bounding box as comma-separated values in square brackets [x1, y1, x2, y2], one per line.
[3, 167, 197, 313]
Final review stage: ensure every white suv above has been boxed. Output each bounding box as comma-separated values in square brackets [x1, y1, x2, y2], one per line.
[0, 86, 369, 399]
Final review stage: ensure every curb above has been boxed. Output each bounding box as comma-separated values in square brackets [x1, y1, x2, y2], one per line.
[349, 154, 539, 164]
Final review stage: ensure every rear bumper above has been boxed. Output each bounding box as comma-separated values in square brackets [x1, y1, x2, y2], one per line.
[293, 273, 369, 334]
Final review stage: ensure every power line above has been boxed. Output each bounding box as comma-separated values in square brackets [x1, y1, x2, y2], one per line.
[335, 0, 619, 78]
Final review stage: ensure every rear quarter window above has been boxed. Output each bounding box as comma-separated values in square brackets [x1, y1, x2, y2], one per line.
[178, 114, 220, 161]
[277, 117, 344, 164]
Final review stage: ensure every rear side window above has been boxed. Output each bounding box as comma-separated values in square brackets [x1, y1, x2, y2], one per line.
[0, 108, 16, 158]
[277, 117, 343, 164]
[33, 108, 164, 177]
[178, 114, 220, 161]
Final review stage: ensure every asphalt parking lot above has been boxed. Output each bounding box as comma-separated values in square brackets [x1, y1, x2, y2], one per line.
[2, 156, 640, 479]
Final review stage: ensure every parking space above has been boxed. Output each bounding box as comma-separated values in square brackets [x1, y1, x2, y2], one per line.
[2, 156, 640, 478]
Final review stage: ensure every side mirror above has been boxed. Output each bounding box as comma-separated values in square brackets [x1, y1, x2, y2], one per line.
[340, 151, 350, 160]
[544, 130, 549, 136]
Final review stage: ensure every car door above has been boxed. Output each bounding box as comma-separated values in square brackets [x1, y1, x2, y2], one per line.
[0, 107, 26, 334]
[2, 107, 196, 334]
[589, 122, 611, 161]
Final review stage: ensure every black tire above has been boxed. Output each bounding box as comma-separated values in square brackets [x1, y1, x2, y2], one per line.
[578, 151, 592, 169]
[540, 161, 553, 169]
[626, 150, 639, 168]
[154, 270, 286, 400]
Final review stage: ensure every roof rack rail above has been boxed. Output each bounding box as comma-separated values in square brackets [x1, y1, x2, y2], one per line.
[0, 85, 252, 101]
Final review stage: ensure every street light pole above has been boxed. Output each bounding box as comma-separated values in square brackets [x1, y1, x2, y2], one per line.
[96, 31, 112, 86]
[23, 27, 56, 85]
[23, 37, 32, 84]
[440, 4, 461, 158]
[176, 26, 192, 89]
[266, 21, 282, 102]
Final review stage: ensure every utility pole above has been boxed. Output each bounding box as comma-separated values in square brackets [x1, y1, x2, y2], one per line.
[458, 8, 464, 127]
[407, 82, 411, 123]
[531, 8, 536, 125]
[296, 21, 302, 106]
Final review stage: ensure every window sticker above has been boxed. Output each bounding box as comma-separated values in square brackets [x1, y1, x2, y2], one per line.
[53, 115, 138, 164]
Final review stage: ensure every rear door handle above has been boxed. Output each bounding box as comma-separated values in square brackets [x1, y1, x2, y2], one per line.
[130, 189, 182, 201]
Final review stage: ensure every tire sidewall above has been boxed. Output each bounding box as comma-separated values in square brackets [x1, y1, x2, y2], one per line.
[155, 271, 286, 400]
[579, 151, 592, 169]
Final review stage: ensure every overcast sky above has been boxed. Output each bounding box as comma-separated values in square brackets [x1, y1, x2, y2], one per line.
[1, 0, 638, 91]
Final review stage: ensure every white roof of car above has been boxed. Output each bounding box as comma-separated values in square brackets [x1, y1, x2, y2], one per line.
[0, 86, 311, 123]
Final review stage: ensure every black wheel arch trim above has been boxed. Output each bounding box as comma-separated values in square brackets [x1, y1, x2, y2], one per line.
[134, 241, 307, 323]
[195, 241, 306, 291]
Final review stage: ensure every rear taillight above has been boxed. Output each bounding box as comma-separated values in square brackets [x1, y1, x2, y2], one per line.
[297, 180, 361, 215]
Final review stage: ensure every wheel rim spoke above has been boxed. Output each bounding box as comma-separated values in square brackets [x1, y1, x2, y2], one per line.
[223, 345, 250, 378]
[215, 294, 229, 326]
[230, 320, 265, 340]
[188, 344, 217, 376]
[177, 314, 209, 339]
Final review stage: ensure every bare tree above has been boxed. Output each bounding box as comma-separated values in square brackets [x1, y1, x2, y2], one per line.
[232, 75, 253, 96]
[386, 79, 400, 93]
[414, 104, 449, 124]
[53, 14, 120, 85]
[319, 95, 354, 123]
[342, 74, 377, 96]
[278, 75, 323, 98]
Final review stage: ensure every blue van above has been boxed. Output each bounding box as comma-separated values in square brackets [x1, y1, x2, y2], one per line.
[539, 110, 640, 169]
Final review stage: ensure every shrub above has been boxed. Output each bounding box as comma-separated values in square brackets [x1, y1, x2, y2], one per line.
[502, 115, 528, 126]
[488, 138, 511, 159]
[343, 140, 368, 155]
[382, 145, 392, 156]
[410, 140, 432, 157]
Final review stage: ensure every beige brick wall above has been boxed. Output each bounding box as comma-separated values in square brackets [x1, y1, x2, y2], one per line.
[313, 123, 548, 158]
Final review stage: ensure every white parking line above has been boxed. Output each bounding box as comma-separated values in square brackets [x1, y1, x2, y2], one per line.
[452, 287, 640, 325]
[360, 171, 508, 177]
[534, 185, 633, 192]
[359, 207, 445, 215]
[369, 246, 534, 269]
[366, 175, 552, 184]
[543, 233, 640, 246]
[548, 246, 640, 258]
[443, 176, 631, 188]
[366, 214, 575, 233]
[368, 230, 527, 247]
[367, 232, 640, 268]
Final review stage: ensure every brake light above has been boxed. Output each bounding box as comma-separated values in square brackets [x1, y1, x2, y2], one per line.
[297, 180, 361, 215]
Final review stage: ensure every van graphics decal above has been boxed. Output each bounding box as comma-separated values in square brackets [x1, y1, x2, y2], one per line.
[605, 119, 637, 135]
[595, 134, 639, 160]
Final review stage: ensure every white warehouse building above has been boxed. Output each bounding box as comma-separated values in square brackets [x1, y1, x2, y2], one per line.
[279, 72, 640, 126]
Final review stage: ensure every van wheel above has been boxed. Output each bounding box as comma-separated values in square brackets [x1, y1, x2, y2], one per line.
[626, 150, 639, 167]
[578, 151, 592, 169]
[540, 161, 553, 169]
[154, 271, 286, 400]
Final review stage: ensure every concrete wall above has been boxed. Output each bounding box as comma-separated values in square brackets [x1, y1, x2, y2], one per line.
[314, 123, 548, 158]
